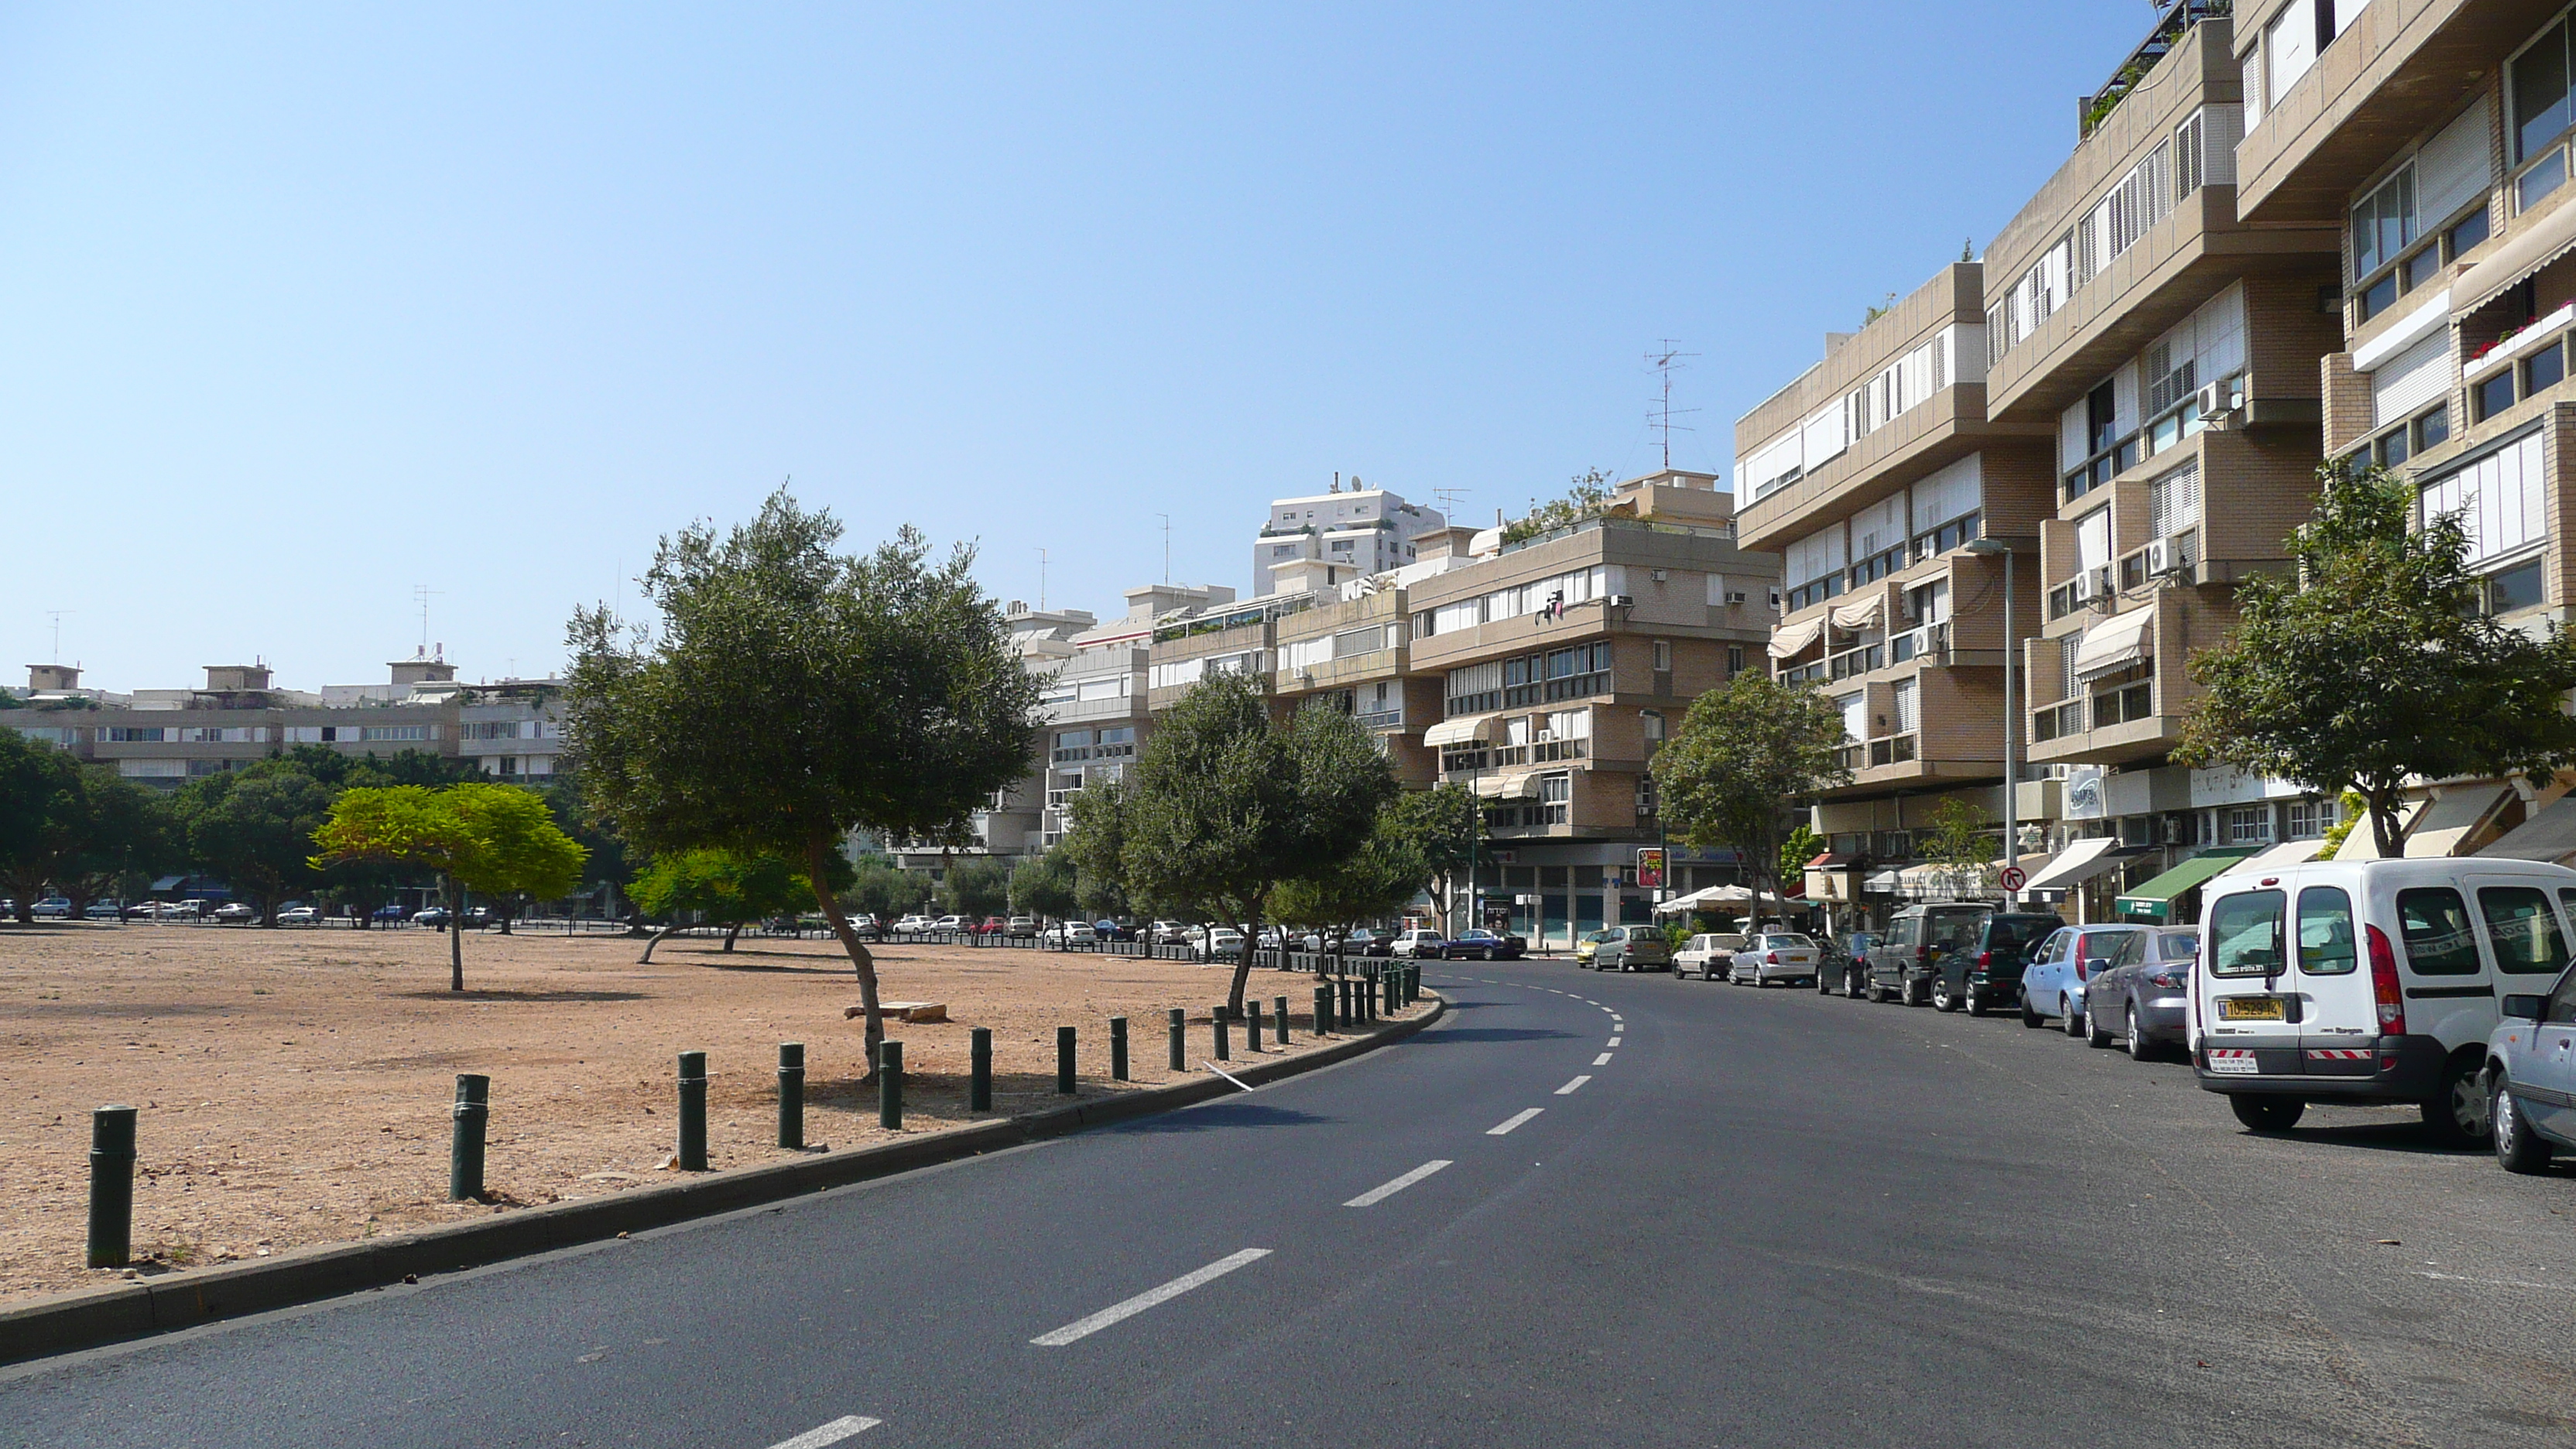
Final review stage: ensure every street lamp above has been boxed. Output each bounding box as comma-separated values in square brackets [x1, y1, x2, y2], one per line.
[1963, 538, 2018, 909]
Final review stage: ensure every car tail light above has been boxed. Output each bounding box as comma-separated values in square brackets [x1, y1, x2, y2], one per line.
[1977, 950, 1993, 969]
[2368, 925, 2405, 1037]
[2150, 970, 2184, 989]
[1915, 944, 1930, 964]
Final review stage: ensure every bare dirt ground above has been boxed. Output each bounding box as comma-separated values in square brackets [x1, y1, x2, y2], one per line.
[0, 923, 1414, 1307]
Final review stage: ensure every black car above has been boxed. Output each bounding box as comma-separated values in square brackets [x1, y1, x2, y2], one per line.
[1930, 911, 2065, 1015]
[1864, 904, 1992, 1005]
[1824, 932, 1878, 995]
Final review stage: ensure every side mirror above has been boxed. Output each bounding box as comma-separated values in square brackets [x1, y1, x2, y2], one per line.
[2502, 993, 2547, 1022]
[2084, 958, 2112, 977]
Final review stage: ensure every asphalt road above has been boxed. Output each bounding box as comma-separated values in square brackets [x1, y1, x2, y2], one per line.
[7, 957, 2576, 1448]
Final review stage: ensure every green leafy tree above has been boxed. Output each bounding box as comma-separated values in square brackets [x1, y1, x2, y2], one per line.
[936, 855, 1012, 920]
[1010, 848, 1080, 922]
[311, 783, 587, 990]
[0, 736, 171, 922]
[1061, 779, 1135, 920]
[1104, 676, 1396, 1012]
[56, 772, 175, 920]
[1651, 672, 1852, 910]
[537, 774, 634, 916]
[2178, 463, 2576, 855]
[629, 846, 851, 961]
[1922, 797, 1994, 897]
[841, 855, 928, 922]
[563, 491, 1042, 1067]
[1270, 807, 1427, 968]
[1778, 823, 1824, 886]
[1381, 783, 1478, 932]
[1501, 467, 1617, 544]
[176, 763, 339, 925]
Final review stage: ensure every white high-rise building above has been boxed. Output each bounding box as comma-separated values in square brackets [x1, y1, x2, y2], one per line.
[1251, 481, 1444, 595]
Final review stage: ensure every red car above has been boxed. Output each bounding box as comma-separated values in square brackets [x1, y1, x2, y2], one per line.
[975, 916, 1008, 935]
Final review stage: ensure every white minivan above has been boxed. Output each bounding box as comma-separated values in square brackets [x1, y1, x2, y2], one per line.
[2191, 856, 2576, 1144]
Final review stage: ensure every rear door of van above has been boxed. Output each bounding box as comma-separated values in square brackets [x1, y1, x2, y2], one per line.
[2285, 876, 2376, 1075]
[2200, 884, 2300, 1076]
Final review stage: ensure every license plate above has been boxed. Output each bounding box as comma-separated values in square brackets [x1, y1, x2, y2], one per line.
[2206, 1049, 2259, 1075]
[2217, 997, 2286, 1022]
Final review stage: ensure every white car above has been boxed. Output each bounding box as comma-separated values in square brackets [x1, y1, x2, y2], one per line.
[891, 914, 933, 933]
[1151, 920, 1191, 946]
[1050, 920, 1098, 944]
[1199, 927, 1245, 961]
[1391, 929, 1447, 959]
[2194, 856, 2576, 1145]
[1674, 933, 1746, 981]
[931, 914, 966, 932]
[1005, 916, 1036, 936]
[278, 906, 321, 925]
[1729, 932, 1822, 987]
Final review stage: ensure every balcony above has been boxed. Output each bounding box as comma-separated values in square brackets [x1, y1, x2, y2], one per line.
[1827, 642, 1885, 680]
[1889, 621, 1951, 665]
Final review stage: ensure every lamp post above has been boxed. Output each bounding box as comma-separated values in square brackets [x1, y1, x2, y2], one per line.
[1964, 538, 2018, 909]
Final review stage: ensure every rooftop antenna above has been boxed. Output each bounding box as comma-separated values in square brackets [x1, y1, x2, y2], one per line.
[1036, 546, 1048, 611]
[46, 609, 73, 663]
[1431, 488, 1468, 523]
[413, 584, 443, 653]
[1645, 339, 1701, 471]
[1156, 513, 1171, 584]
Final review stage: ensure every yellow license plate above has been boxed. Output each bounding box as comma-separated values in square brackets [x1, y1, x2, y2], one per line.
[2217, 997, 2287, 1022]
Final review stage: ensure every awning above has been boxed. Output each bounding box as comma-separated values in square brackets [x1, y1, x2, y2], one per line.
[2403, 785, 2513, 857]
[2482, 792, 2576, 863]
[1830, 594, 1882, 630]
[1769, 615, 1826, 659]
[2458, 197, 2576, 313]
[1653, 883, 1783, 915]
[2113, 848, 2259, 920]
[1423, 715, 1498, 748]
[1804, 851, 1854, 870]
[2352, 287, 2452, 372]
[1474, 769, 1543, 800]
[2024, 836, 2125, 891]
[2071, 608, 2154, 682]
[2220, 838, 2325, 875]
[1862, 869, 1903, 894]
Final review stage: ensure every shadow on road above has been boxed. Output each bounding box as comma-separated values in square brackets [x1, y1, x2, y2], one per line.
[1117, 1101, 1334, 1134]
[1414, 1026, 1578, 1044]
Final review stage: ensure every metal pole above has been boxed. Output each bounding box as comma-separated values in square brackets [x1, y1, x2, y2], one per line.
[776, 1044, 804, 1150]
[970, 1026, 993, 1110]
[1247, 998, 1266, 1051]
[1315, 983, 1334, 1036]
[450, 1074, 489, 1200]
[87, 1105, 138, 1269]
[676, 1051, 707, 1171]
[878, 1040, 905, 1129]
[2003, 546, 2019, 910]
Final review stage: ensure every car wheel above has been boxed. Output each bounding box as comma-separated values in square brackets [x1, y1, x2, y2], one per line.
[1964, 989, 1986, 1017]
[2020, 998, 2045, 1029]
[2062, 996, 2085, 1038]
[1902, 976, 1928, 1008]
[1816, 973, 1831, 995]
[2421, 1055, 2493, 1148]
[1863, 977, 1884, 1004]
[2229, 1096, 2304, 1133]
[1930, 975, 1958, 1012]
[2125, 1006, 2156, 1062]
[2492, 1078, 2555, 1174]
[2083, 1002, 2115, 1049]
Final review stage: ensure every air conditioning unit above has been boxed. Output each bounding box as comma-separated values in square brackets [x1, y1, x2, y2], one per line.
[2194, 380, 2242, 426]
[1649, 569, 1669, 583]
[2068, 570, 2098, 605]
[2163, 815, 2190, 845]
[2145, 536, 2180, 577]
[1725, 591, 1749, 605]
[1608, 594, 1636, 608]
[1536, 729, 1557, 742]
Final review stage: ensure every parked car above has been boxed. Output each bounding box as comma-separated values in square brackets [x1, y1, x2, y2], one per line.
[1930, 912, 2066, 1015]
[1199, 927, 1245, 961]
[122, 901, 165, 920]
[1728, 931, 1821, 987]
[1825, 931, 1878, 996]
[2487, 962, 2576, 1173]
[278, 906, 322, 926]
[2078, 928, 2198, 1058]
[1673, 932, 1744, 981]
[412, 906, 452, 928]
[84, 901, 122, 920]
[1342, 927, 1392, 957]
[2193, 857, 2576, 1144]
[211, 902, 257, 923]
[1005, 916, 1036, 937]
[931, 914, 966, 933]
[1094, 920, 1135, 942]
[1050, 920, 1098, 945]
[1583, 925, 1670, 972]
[1448, 928, 1520, 961]
[29, 898, 73, 920]
[889, 914, 930, 933]
[2018, 924, 2150, 1033]
[1392, 929, 1447, 960]
[1865, 904, 1991, 1005]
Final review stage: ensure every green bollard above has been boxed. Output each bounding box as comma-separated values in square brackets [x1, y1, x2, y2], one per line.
[1383, 968, 1396, 1016]
[1364, 969, 1379, 1023]
[879, 1040, 905, 1129]
[1213, 1006, 1231, 1062]
[1275, 995, 1291, 1044]
[677, 1051, 708, 1171]
[1314, 983, 1333, 1036]
[1168, 1007, 1187, 1071]
[449, 1074, 490, 1201]
[1110, 1016, 1129, 1081]
[1247, 999, 1266, 1051]
[86, 1105, 138, 1269]
[777, 1043, 805, 1150]
[1057, 1026, 1077, 1094]
[970, 1026, 993, 1111]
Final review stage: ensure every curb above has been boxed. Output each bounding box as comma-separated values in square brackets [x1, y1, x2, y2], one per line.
[0, 989, 1445, 1368]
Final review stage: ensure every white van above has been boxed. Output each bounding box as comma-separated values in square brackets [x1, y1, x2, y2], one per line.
[2191, 856, 2576, 1144]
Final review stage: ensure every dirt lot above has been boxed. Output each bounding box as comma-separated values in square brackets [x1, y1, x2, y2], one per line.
[0, 923, 1412, 1306]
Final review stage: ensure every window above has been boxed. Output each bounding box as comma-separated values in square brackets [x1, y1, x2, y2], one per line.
[2422, 433, 2547, 564]
[2208, 890, 2287, 977]
[2351, 165, 2416, 282]
[2487, 557, 2547, 614]
[2478, 886, 2571, 975]
[1652, 639, 1672, 673]
[2287, 798, 2329, 839]
[2396, 886, 2484, 975]
[1726, 645, 1745, 676]
[463, 721, 522, 740]
[2226, 805, 2273, 845]
[2530, 339, 2568, 396]
[1537, 772, 1571, 826]
[2448, 207, 2491, 258]
[2297, 886, 2358, 976]
[2414, 405, 2450, 451]
[2476, 369, 2517, 420]
[358, 725, 431, 742]
[2515, 15, 2576, 207]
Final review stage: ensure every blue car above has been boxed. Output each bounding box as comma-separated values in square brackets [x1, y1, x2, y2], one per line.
[2019, 924, 2150, 1035]
[2488, 962, 2576, 1172]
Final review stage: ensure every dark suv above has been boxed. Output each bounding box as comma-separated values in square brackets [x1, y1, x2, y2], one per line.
[1865, 904, 1992, 1006]
[1930, 911, 2064, 1015]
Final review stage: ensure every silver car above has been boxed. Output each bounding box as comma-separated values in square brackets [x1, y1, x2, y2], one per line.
[1729, 932, 1822, 987]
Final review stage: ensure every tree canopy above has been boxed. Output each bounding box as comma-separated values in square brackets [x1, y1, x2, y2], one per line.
[1009, 848, 1080, 923]
[629, 846, 851, 960]
[936, 855, 1012, 920]
[564, 489, 1043, 1064]
[1650, 671, 1851, 908]
[311, 783, 586, 989]
[176, 763, 339, 925]
[0, 733, 172, 922]
[1379, 782, 1477, 932]
[2177, 463, 2576, 854]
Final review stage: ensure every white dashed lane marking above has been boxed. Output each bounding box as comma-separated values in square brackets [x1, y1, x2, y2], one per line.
[1555, 1075, 1591, 1095]
[1344, 1160, 1453, 1208]
[1488, 1108, 1545, 1136]
[1607, 1036, 1622, 1046]
[766, 1416, 880, 1449]
[1029, 1249, 1272, 1346]
[1592, 1053, 1612, 1066]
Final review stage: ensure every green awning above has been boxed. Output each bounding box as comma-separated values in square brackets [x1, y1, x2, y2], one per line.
[2113, 849, 2260, 920]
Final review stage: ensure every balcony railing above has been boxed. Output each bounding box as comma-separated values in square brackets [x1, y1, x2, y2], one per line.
[1355, 708, 1404, 731]
[1827, 643, 1884, 680]
[1778, 660, 1827, 685]
[1867, 734, 1919, 767]
[1889, 621, 1951, 665]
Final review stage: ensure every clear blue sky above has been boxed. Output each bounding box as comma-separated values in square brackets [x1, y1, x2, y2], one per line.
[2, 2, 2152, 693]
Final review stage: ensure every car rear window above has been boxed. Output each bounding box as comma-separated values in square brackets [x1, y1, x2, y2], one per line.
[2296, 886, 2357, 976]
[1987, 916, 2057, 949]
[2206, 890, 2287, 977]
[2157, 933, 2197, 962]
[1764, 933, 1814, 948]
[2477, 886, 2571, 976]
[2395, 888, 2483, 976]
[1927, 913, 1985, 951]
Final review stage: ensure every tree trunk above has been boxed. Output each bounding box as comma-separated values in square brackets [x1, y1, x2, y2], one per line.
[2370, 790, 2403, 858]
[721, 923, 740, 952]
[637, 923, 684, 964]
[1225, 897, 1262, 1016]
[810, 832, 885, 1081]
[446, 872, 464, 992]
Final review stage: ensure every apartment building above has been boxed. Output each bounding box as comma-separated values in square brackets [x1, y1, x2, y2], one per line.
[1982, 5, 2348, 915]
[2221, 0, 2576, 864]
[1252, 482, 1445, 595]
[1268, 572, 1442, 788]
[1406, 471, 1780, 946]
[5, 658, 566, 784]
[1735, 262, 2058, 922]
